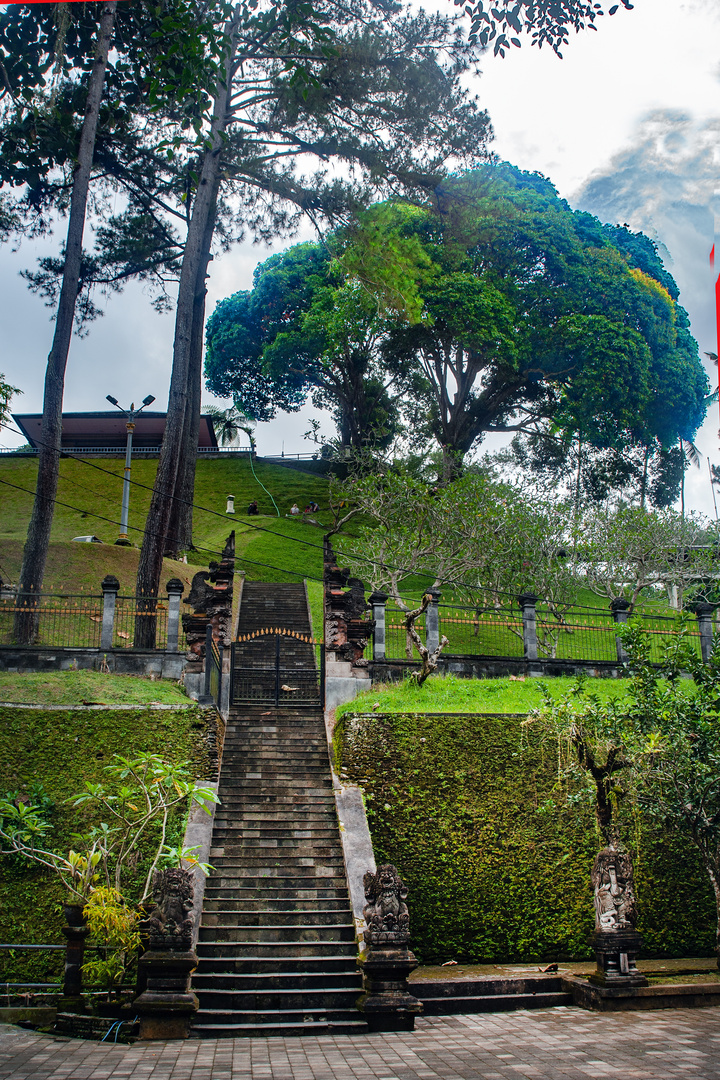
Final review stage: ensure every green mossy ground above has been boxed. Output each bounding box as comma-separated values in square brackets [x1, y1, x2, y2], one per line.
[0, 455, 328, 591]
[335, 673, 685, 719]
[0, 670, 190, 705]
[0, 703, 215, 984]
[337, 710, 716, 965]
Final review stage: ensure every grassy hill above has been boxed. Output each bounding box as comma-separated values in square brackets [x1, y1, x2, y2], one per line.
[0, 454, 329, 593]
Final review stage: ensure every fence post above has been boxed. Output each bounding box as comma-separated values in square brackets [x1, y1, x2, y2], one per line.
[200, 624, 214, 704]
[100, 575, 120, 650]
[369, 590, 388, 660]
[425, 589, 442, 654]
[517, 594, 539, 662]
[610, 598, 631, 664]
[165, 578, 185, 652]
[694, 603, 715, 662]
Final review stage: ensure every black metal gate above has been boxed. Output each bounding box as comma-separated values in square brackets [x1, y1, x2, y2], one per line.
[230, 630, 324, 708]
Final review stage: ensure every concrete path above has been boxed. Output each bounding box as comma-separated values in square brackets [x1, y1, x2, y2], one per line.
[3, 1008, 720, 1079]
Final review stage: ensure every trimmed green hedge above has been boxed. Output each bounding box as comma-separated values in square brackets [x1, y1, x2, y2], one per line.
[337, 712, 716, 964]
[0, 705, 216, 984]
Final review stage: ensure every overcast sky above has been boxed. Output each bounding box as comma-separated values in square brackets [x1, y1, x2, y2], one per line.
[1, 0, 718, 511]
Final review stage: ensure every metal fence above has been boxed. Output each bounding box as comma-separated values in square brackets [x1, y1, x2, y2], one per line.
[0, 594, 103, 649]
[0, 593, 183, 651]
[378, 600, 703, 663]
[113, 596, 171, 650]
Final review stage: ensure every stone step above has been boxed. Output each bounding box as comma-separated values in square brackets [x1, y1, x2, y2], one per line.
[192, 971, 360, 991]
[205, 876, 349, 890]
[419, 991, 573, 1014]
[191, 1017, 368, 1038]
[202, 890, 350, 904]
[198, 924, 356, 944]
[193, 955, 360, 975]
[210, 826, 340, 836]
[193, 1007, 363, 1029]
[206, 853, 345, 866]
[201, 898, 352, 913]
[196, 941, 358, 959]
[192, 989, 361, 1012]
[200, 909, 353, 926]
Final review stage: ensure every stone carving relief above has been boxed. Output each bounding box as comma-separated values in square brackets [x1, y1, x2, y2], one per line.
[182, 531, 235, 656]
[363, 864, 410, 944]
[147, 868, 194, 950]
[324, 537, 373, 665]
[591, 843, 637, 932]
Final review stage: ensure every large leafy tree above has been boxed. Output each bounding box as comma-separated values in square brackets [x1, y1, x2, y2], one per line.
[205, 242, 403, 449]
[382, 166, 707, 477]
[207, 164, 708, 481]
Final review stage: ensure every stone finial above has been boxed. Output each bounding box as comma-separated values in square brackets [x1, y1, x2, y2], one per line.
[363, 864, 410, 945]
[166, 578, 184, 595]
[101, 574, 120, 593]
[146, 868, 194, 951]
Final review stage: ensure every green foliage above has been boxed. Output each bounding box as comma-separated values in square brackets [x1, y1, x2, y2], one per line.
[81, 886, 141, 990]
[0, 705, 215, 983]
[338, 709, 715, 963]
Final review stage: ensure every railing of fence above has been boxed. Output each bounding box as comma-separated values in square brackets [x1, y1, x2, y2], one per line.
[113, 596, 171, 650]
[376, 600, 704, 664]
[0, 594, 185, 651]
[0, 594, 103, 649]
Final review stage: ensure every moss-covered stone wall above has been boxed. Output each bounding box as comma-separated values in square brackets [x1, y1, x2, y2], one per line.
[337, 711, 716, 964]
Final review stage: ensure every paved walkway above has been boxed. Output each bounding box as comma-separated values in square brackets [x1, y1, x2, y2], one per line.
[3, 1009, 720, 1079]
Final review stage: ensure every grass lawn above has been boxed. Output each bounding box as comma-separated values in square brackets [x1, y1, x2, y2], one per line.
[337, 672, 654, 718]
[0, 669, 191, 705]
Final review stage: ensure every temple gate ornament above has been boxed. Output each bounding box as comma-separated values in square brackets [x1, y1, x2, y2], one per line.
[134, 868, 199, 1039]
[358, 865, 422, 1031]
[182, 532, 235, 659]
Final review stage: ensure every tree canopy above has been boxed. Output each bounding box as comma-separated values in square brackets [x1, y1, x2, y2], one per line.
[206, 163, 708, 475]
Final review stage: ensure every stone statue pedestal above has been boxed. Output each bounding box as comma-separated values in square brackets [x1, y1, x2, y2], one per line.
[359, 934, 423, 1032]
[590, 930, 648, 988]
[57, 903, 89, 1015]
[133, 949, 199, 1040]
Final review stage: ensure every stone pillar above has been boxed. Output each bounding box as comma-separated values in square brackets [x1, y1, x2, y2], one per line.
[166, 579, 184, 652]
[610, 597, 632, 664]
[425, 589, 441, 655]
[100, 575, 120, 651]
[359, 865, 423, 1032]
[369, 591, 388, 661]
[694, 603, 715, 663]
[517, 593, 539, 662]
[58, 903, 88, 1013]
[134, 869, 199, 1040]
[589, 842, 647, 988]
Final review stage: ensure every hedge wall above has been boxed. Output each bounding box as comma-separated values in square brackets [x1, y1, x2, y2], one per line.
[337, 711, 716, 964]
[0, 705, 216, 984]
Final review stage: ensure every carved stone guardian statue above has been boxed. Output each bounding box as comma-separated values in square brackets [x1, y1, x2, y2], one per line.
[134, 869, 199, 1039]
[358, 865, 422, 1031]
[589, 839, 647, 987]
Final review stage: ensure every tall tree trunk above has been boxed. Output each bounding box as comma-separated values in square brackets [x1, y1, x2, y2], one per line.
[13, 1, 117, 645]
[164, 189, 218, 556]
[640, 444, 649, 510]
[134, 38, 234, 646]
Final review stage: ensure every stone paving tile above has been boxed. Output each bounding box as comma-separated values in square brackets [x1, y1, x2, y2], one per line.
[2, 1010, 720, 1080]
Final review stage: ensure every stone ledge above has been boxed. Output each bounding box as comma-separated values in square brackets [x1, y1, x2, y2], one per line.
[562, 974, 720, 1011]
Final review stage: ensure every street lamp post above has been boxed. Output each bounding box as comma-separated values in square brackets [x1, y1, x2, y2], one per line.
[106, 393, 155, 546]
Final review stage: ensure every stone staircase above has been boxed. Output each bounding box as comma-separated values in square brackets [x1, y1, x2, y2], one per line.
[191, 583, 366, 1037]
